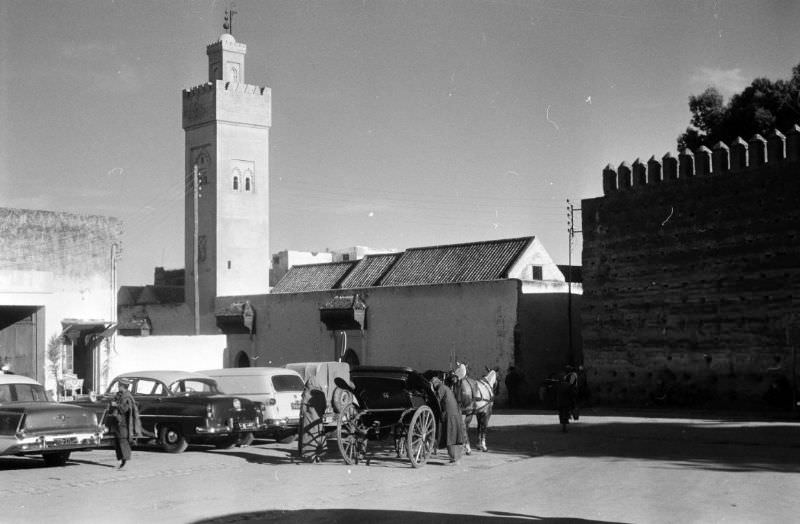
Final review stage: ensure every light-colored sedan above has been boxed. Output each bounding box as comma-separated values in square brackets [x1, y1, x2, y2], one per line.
[0, 373, 103, 466]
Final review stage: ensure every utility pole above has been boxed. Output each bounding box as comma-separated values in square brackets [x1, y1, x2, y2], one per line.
[193, 164, 201, 336]
[567, 199, 582, 364]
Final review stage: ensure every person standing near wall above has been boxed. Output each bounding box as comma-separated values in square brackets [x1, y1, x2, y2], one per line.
[556, 366, 579, 432]
[505, 366, 522, 408]
[431, 376, 466, 464]
[108, 378, 141, 468]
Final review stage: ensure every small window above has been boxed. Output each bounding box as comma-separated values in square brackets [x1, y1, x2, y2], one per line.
[530, 265, 543, 280]
[342, 254, 350, 261]
[272, 374, 305, 392]
[133, 379, 159, 395]
[232, 168, 242, 192]
[244, 169, 254, 192]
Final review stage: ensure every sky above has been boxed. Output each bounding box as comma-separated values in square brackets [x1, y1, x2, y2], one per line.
[2, 1, 800, 286]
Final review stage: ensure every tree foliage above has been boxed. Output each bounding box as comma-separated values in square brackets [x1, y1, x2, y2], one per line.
[677, 64, 800, 151]
[47, 333, 63, 395]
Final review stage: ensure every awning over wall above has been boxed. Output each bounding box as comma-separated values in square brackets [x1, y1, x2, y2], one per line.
[60, 320, 117, 345]
[320, 294, 367, 331]
[215, 300, 255, 334]
[117, 317, 151, 337]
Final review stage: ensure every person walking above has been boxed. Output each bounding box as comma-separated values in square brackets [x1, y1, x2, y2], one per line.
[108, 378, 140, 469]
[505, 366, 522, 408]
[431, 377, 466, 465]
[556, 366, 579, 432]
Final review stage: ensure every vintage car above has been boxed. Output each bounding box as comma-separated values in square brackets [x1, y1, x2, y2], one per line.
[71, 370, 263, 453]
[0, 373, 103, 466]
[198, 367, 304, 441]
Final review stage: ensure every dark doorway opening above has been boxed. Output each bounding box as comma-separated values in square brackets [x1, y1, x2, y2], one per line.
[235, 351, 251, 367]
[0, 306, 42, 381]
[342, 348, 360, 368]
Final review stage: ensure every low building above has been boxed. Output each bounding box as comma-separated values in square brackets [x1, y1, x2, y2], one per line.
[219, 236, 582, 406]
[0, 208, 121, 394]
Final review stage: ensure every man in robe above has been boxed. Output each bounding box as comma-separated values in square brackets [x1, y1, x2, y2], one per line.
[430, 377, 466, 464]
[108, 378, 141, 468]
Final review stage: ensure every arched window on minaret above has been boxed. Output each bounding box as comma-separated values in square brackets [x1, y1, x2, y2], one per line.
[244, 169, 253, 192]
[232, 168, 241, 191]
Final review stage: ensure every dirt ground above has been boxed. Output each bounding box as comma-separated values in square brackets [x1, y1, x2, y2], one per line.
[2, 408, 799, 523]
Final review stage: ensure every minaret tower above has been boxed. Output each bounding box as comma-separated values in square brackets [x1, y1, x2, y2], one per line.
[182, 27, 271, 332]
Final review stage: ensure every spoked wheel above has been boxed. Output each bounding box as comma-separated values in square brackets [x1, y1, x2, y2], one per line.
[406, 405, 436, 468]
[337, 403, 366, 465]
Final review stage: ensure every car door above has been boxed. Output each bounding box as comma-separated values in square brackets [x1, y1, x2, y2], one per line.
[130, 378, 166, 436]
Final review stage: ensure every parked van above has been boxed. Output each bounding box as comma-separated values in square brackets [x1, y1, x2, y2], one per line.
[198, 367, 304, 440]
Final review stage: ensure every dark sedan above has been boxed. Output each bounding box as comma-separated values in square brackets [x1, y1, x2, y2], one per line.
[73, 370, 263, 453]
[0, 374, 103, 466]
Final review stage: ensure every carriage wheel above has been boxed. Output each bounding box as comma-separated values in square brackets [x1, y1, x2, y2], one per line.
[336, 403, 365, 465]
[406, 405, 436, 468]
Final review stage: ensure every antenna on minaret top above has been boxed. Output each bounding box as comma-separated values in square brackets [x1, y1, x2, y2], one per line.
[223, 3, 238, 36]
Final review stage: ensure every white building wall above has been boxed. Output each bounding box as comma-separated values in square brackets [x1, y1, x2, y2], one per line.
[110, 335, 227, 380]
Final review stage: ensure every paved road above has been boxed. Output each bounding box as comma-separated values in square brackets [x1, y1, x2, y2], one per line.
[2, 409, 799, 523]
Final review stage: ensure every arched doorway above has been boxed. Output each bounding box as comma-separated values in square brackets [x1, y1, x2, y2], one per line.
[342, 348, 360, 368]
[235, 351, 250, 368]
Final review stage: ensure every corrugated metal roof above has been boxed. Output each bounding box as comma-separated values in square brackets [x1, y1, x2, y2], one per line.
[379, 237, 534, 286]
[270, 261, 356, 293]
[338, 253, 401, 289]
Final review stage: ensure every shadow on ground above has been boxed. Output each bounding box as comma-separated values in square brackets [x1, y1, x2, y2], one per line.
[478, 409, 800, 473]
[192, 508, 626, 524]
[204, 410, 800, 473]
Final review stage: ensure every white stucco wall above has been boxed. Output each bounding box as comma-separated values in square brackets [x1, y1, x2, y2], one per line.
[221, 279, 521, 377]
[109, 335, 227, 385]
[507, 236, 565, 282]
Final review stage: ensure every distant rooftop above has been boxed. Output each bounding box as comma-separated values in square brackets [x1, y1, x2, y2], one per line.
[271, 236, 537, 293]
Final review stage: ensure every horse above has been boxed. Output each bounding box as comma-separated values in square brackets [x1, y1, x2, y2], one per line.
[446, 363, 496, 453]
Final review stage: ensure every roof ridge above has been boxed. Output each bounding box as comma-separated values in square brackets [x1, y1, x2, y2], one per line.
[404, 235, 535, 252]
[292, 260, 356, 268]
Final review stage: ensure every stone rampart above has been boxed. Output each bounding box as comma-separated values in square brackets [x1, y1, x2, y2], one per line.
[582, 127, 800, 408]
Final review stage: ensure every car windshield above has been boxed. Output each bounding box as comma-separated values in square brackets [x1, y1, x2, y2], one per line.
[0, 383, 48, 403]
[168, 379, 220, 395]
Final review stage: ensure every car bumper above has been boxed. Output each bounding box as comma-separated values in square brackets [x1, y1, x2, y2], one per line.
[264, 417, 299, 428]
[195, 418, 261, 435]
[2, 431, 104, 455]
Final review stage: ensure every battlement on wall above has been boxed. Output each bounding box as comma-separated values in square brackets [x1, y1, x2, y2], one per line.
[602, 125, 800, 195]
[182, 81, 269, 99]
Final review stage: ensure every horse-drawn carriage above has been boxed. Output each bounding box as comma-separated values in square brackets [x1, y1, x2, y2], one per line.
[334, 366, 443, 468]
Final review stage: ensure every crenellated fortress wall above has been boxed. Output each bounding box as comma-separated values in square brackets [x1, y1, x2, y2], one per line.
[581, 126, 800, 408]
